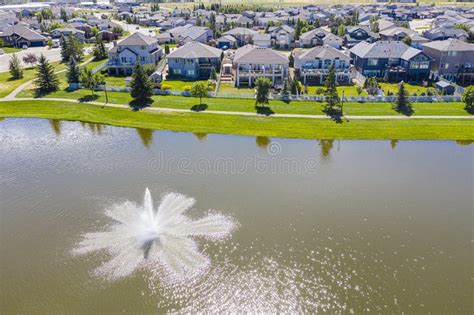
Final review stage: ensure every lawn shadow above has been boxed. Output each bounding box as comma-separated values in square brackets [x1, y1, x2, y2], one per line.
[255, 105, 274, 116]
[393, 105, 414, 116]
[323, 108, 344, 124]
[78, 94, 99, 103]
[129, 98, 153, 111]
[191, 103, 208, 112]
[465, 106, 474, 115]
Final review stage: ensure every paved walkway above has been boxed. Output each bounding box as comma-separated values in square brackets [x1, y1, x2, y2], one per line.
[3, 57, 95, 100]
[2, 97, 473, 120]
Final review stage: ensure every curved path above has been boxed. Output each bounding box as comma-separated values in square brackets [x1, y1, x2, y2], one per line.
[3, 57, 95, 100]
[2, 97, 473, 120]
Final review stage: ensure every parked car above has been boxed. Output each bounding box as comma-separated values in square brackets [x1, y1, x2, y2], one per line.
[22, 44, 28, 49]
[52, 40, 60, 48]
[0, 49, 4, 55]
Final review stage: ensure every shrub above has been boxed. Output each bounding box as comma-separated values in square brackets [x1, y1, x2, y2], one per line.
[161, 84, 172, 90]
[183, 85, 192, 91]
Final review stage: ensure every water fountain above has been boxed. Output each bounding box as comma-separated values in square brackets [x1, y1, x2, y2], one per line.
[72, 188, 236, 281]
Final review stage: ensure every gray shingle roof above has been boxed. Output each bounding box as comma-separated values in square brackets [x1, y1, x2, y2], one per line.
[223, 27, 258, 36]
[295, 45, 350, 61]
[233, 44, 289, 64]
[0, 24, 46, 41]
[350, 40, 413, 59]
[422, 38, 474, 52]
[119, 32, 157, 46]
[166, 41, 222, 59]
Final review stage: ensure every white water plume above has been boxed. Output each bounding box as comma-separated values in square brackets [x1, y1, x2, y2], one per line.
[72, 188, 236, 281]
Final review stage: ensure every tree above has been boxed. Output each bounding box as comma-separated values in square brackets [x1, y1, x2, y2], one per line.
[255, 77, 272, 106]
[323, 64, 341, 114]
[112, 26, 124, 37]
[130, 63, 153, 102]
[93, 34, 107, 60]
[80, 67, 104, 95]
[364, 77, 379, 96]
[209, 67, 217, 80]
[461, 86, 474, 114]
[60, 34, 68, 61]
[67, 57, 80, 84]
[22, 53, 38, 67]
[281, 79, 289, 97]
[356, 85, 363, 96]
[290, 79, 302, 95]
[337, 23, 345, 37]
[393, 81, 412, 115]
[191, 81, 208, 105]
[9, 54, 23, 79]
[35, 54, 59, 93]
[402, 36, 412, 47]
[67, 34, 84, 62]
[164, 44, 170, 54]
[60, 7, 68, 22]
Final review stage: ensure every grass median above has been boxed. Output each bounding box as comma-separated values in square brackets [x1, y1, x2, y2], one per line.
[15, 87, 472, 117]
[1, 100, 473, 140]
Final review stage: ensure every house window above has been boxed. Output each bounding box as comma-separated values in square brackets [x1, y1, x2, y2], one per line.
[173, 68, 182, 74]
[444, 63, 449, 69]
[367, 59, 378, 66]
[185, 59, 194, 65]
[141, 57, 146, 62]
[141, 46, 145, 50]
[121, 57, 127, 62]
[448, 51, 457, 57]
[187, 70, 195, 76]
[388, 58, 398, 66]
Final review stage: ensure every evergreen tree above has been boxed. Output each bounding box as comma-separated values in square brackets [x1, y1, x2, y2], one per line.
[393, 81, 412, 115]
[35, 54, 59, 93]
[60, 7, 68, 22]
[255, 77, 272, 106]
[324, 64, 341, 114]
[67, 35, 84, 62]
[209, 67, 217, 80]
[60, 34, 69, 61]
[9, 54, 23, 79]
[281, 79, 289, 97]
[130, 63, 153, 102]
[164, 44, 170, 54]
[67, 57, 80, 84]
[93, 35, 107, 60]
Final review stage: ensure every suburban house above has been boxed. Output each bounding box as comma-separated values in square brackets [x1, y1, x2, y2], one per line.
[160, 24, 213, 45]
[216, 34, 237, 49]
[293, 45, 351, 85]
[299, 28, 343, 49]
[107, 32, 163, 76]
[344, 26, 379, 48]
[350, 41, 432, 83]
[166, 41, 222, 79]
[423, 27, 469, 41]
[50, 28, 86, 42]
[379, 26, 429, 49]
[253, 34, 272, 48]
[233, 44, 289, 87]
[269, 25, 295, 49]
[0, 24, 46, 47]
[222, 28, 258, 47]
[422, 39, 474, 85]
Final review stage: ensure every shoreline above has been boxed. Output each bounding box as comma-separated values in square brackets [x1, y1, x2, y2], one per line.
[1, 100, 473, 140]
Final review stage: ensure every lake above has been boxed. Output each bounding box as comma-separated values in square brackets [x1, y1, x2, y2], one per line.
[1, 118, 472, 313]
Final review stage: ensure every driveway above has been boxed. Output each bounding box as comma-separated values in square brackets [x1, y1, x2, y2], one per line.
[112, 19, 156, 37]
[0, 46, 94, 73]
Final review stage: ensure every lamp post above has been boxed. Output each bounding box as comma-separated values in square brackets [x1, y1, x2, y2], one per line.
[341, 90, 344, 116]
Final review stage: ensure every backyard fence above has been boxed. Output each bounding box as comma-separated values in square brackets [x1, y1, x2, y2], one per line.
[68, 84, 462, 103]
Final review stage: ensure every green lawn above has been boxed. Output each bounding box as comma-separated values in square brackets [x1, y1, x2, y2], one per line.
[379, 83, 430, 96]
[305, 85, 368, 96]
[161, 79, 207, 90]
[1, 47, 22, 54]
[0, 58, 71, 98]
[15, 88, 472, 117]
[1, 100, 472, 140]
[218, 83, 254, 95]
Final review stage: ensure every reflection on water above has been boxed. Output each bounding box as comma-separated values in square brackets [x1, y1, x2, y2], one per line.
[318, 139, 334, 159]
[193, 132, 208, 142]
[0, 118, 473, 313]
[49, 119, 62, 136]
[255, 136, 271, 150]
[136, 128, 154, 149]
[455, 139, 474, 146]
[80, 121, 105, 135]
[390, 139, 398, 149]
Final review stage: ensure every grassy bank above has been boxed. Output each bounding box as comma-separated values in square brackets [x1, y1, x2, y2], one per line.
[15, 88, 472, 117]
[1, 100, 473, 140]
